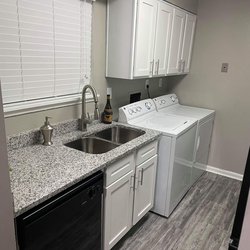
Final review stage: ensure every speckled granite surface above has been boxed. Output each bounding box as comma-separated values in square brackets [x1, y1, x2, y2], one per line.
[8, 120, 161, 217]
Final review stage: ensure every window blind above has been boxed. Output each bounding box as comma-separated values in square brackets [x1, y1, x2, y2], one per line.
[0, 0, 92, 113]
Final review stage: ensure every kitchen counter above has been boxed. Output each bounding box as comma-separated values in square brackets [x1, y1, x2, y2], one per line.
[7, 120, 161, 217]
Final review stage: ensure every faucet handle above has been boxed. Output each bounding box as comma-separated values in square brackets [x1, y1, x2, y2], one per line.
[86, 112, 93, 123]
[94, 103, 100, 120]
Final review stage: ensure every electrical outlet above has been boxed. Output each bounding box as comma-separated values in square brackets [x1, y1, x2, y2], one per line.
[145, 79, 149, 89]
[107, 87, 112, 98]
[159, 78, 163, 88]
[221, 63, 229, 73]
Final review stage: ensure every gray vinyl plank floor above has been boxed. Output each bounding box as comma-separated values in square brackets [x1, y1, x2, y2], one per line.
[113, 172, 241, 250]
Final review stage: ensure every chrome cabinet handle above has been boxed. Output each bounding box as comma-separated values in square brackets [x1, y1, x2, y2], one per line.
[196, 136, 200, 151]
[154, 59, 160, 75]
[130, 175, 135, 189]
[182, 60, 185, 73]
[178, 60, 182, 72]
[139, 168, 144, 186]
[150, 60, 154, 76]
[154, 60, 158, 75]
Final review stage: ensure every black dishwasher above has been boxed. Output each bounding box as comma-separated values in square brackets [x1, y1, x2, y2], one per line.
[16, 171, 103, 250]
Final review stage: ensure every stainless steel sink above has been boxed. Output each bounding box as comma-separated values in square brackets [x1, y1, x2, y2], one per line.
[64, 126, 145, 154]
[64, 137, 119, 154]
[94, 126, 145, 144]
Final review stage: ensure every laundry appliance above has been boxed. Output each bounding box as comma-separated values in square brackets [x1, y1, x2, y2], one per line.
[119, 99, 198, 217]
[153, 94, 215, 184]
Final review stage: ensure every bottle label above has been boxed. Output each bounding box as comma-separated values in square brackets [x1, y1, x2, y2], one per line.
[103, 114, 112, 123]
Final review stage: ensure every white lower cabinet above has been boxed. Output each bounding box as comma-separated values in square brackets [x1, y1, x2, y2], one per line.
[133, 155, 157, 225]
[103, 141, 158, 250]
[104, 170, 134, 250]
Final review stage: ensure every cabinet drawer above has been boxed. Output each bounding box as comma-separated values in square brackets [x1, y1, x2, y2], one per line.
[105, 153, 135, 186]
[136, 140, 158, 166]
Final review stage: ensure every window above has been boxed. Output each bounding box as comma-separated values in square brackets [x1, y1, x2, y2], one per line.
[0, 0, 93, 115]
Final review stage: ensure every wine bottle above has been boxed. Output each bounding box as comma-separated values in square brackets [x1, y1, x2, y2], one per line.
[102, 94, 113, 124]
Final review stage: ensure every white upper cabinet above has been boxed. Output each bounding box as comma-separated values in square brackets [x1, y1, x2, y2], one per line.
[133, 0, 157, 77]
[167, 8, 186, 74]
[167, 10, 196, 75]
[134, 0, 173, 77]
[181, 13, 196, 73]
[153, 2, 173, 76]
[106, 0, 196, 79]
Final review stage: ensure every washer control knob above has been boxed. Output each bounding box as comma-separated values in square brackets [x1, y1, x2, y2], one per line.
[136, 106, 142, 112]
[170, 96, 176, 102]
[145, 102, 151, 110]
[128, 109, 133, 115]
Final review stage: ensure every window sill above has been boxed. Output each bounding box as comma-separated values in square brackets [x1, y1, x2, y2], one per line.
[4, 93, 98, 118]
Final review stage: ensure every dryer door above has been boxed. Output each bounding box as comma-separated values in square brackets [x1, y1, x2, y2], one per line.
[193, 117, 214, 183]
[168, 123, 197, 215]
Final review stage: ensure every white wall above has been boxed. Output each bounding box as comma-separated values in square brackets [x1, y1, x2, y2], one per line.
[168, 0, 250, 174]
[0, 86, 16, 249]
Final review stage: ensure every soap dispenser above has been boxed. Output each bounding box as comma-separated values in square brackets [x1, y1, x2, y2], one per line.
[40, 116, 54, 146]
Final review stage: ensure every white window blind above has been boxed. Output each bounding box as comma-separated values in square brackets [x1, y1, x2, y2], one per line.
[0, 0, 92, 114]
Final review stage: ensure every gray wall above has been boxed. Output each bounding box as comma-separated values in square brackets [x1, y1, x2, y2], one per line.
[166, 0, 199, 13]
[0, 87, 16, 250]
[168, 0, 250, 174]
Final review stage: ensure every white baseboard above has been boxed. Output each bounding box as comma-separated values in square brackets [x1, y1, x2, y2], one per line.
[206, 165, 243, 181]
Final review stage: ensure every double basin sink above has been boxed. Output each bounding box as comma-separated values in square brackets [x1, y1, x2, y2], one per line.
[64, 125, 145, 154]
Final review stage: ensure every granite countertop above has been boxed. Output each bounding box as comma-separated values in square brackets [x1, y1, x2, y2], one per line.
[7, 119, 161, 217]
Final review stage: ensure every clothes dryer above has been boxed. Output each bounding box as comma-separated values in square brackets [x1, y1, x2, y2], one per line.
[153, 94, 215, 184]
[119, 99, 198, 217]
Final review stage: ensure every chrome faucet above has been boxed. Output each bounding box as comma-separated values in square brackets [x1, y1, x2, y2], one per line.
[81, 84, 100, 131]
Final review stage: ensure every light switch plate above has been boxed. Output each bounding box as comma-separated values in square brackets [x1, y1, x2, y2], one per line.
[221, 63, 229, 73]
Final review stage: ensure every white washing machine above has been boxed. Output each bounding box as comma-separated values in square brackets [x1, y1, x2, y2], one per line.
[119, 99, 198, 217]
[153, 94, 215, 184]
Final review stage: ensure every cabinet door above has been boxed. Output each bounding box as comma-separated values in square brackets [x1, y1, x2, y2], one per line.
[133, 0, 157, 77]
[153, 2, 173, 76]
[133, 155, 157, 225]
[181, 13, 196, 73]
[167, 8, 185, 75]
[104, 170, 134, 250]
